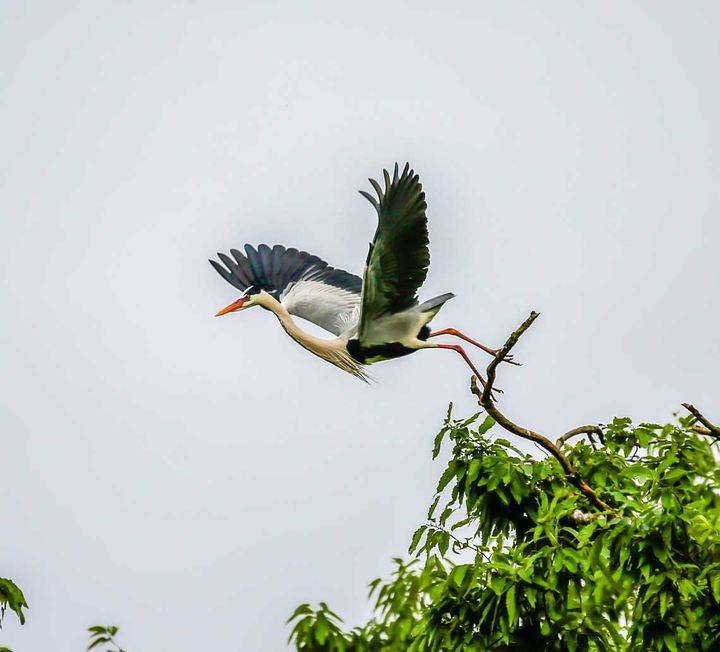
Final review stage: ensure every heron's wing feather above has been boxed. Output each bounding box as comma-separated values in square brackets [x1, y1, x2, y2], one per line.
[358, 163, 429, 342]
[280, 280, 361, 336]
[210, 244, 362, 335]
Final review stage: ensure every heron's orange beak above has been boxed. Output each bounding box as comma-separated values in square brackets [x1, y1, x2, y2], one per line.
[214, 296, 250, 316]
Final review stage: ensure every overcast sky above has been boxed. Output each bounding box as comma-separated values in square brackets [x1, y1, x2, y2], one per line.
[2, 1, 719, 650]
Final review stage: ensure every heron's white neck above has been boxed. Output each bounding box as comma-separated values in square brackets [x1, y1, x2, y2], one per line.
[253, 291, 368, 381]
[257, 293, 328, 347]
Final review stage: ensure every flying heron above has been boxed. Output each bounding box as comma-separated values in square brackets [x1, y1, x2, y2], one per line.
[210, 163, 512, 388]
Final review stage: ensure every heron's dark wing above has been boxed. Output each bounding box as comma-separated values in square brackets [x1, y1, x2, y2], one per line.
[210, 244, 362, 335]
[357, 163, 429, 341]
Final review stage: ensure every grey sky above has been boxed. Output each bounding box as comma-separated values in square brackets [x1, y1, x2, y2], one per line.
[1, 1, 718, 650]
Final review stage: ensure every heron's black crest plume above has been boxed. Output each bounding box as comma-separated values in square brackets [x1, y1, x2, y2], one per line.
[210, 244, 362, 297]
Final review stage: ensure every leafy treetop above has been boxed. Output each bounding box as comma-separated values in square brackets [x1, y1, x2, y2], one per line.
[289, 312, 720, 651]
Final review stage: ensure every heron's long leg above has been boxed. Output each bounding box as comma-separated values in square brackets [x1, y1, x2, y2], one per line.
[435, 343, 502, 397]
[430, 328, 520, 366]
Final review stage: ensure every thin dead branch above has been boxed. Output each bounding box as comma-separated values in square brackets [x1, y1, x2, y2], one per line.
[692, 425, 714, 437]
[682, 404, 720, 439]
[470, 311, 613, 513]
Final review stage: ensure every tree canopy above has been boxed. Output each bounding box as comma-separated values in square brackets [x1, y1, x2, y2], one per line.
[289, 407, 720, 651]
[288, 314, 720, 651]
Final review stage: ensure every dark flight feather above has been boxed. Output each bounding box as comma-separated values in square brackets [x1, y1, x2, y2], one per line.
[357, 162, 430, 339]
[210, 244, 362, 298]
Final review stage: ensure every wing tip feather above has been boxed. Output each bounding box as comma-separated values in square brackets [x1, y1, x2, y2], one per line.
[359, 189, 379, 212]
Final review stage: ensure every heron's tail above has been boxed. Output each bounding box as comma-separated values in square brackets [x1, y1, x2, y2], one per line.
[418, 292, 455, 318]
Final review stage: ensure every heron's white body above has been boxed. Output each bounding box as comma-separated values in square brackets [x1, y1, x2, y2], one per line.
[358, 309, 428, 348]
[250, 289, 440, 379]
[280, 279, 445, 344]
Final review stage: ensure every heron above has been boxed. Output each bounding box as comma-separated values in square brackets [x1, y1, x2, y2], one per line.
[210, 163, 512, 389]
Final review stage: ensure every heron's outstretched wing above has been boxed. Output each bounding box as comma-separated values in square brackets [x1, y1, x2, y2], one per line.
[210, 244, 362, 336]
[357, 163, 429, 342]
[279, 278, 361, 336]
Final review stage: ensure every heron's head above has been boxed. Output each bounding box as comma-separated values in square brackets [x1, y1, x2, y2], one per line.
[214, 289, 275, 316]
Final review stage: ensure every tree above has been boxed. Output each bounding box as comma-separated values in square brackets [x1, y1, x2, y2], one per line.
[288, 313, 720, 651]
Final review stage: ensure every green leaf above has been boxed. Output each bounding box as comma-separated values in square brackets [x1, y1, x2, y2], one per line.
[286, 603, 312, 624]
[711, 574, 720, 602]
[314, 614, 329, 645]
[409, 526, 426, 553]
[466, 459, 482, 486]
[663, 632, 678, 652]
[657, 452, 677, 475]
[0, 579, 28, 626]
[427, 494, 441, 519]
[477, 415, 495, 435]
[432, 428, 448, 459]
[449, 564, 469, 587]
[318, 602, 342, 622]
[506, 585, 517, 626]
[436, 461, 456, 492]
[437, 531, 450, 557]
[460, 412, 482, 427]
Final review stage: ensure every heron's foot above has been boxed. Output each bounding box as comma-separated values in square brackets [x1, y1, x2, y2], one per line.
[429, 329, 521, 366]
[488, 349, 521, 366]
[475, 375, 503, 401]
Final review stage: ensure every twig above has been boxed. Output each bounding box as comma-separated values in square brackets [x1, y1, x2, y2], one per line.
[692, 425, 714, 437]
[470, 311, 613, 513]
[682, 404, 720, 439]
[426, 523, 489, 560]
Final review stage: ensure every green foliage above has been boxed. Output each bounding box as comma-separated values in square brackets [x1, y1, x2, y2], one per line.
[287, 602, 347, 650]
[288, 405, 720, 651]
[0, 579, 27, 627]
[87, 625, 125, 652]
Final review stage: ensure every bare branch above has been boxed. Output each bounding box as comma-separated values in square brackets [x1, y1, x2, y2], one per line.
[479, 312, 540, 407]
[682, 404, 720, 439]
[692, 425, 714, 437]
[557, 425, 604, 447]
[470, 311, 613, 513]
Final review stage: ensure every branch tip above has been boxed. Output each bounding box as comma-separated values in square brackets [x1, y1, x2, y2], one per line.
[682, 403, 720, 438]
[469, 311, 612, 514]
